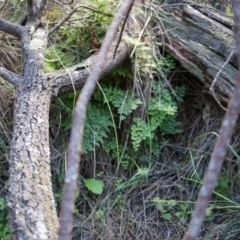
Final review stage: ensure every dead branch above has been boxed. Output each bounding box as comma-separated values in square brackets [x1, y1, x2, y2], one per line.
[157, 0, 236, 103]
[27, 0, 46, 22]
[0, 18, 23, 38]
[184, 1, 240, 239]
[48, 38, 132, 96]
[58, 0, 134, 239]
[0, 68, 21, 85]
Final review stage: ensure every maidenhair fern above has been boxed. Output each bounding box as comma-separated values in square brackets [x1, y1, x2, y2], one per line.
[161, 114, 182, 135]
[131, 81, 185, 151]
[174, 85, 186, 102]
[94, 85, 142, 120]
[44, 44, 76, 72]
[83, 104, 112, 154]
[131, 118, 152, 151]
[57, 79, 185, 154]
[57, 93, 112, 154]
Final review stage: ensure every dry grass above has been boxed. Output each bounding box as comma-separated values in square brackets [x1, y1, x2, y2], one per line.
[0, 78, 14, 198]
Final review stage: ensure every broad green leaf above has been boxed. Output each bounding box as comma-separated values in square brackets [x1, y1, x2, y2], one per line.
[84, 179, 104, 195]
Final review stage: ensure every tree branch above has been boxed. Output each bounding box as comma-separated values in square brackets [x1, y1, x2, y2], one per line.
[48, 37, 132, 96]
[184, 1, 240, 239]
[48, 5, 113, 36]
[0, 18, 23, 38]
[38, 0, 47, 20]
[26, 0, 47, 23]
[58, 0, 134, 239]
[27, 0, 38, 21]
[0, 68, 21, 85]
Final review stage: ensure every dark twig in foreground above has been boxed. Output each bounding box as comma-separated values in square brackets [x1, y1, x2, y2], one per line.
[58, 1, 134, 240]
[185, 1, 240, 239]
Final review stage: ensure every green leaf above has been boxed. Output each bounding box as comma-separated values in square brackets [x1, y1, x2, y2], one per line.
[137, 167, 150, 176]
[84, 179, 104, 195]
[95, 209, 104, 220]
[163, 213, 172, 221]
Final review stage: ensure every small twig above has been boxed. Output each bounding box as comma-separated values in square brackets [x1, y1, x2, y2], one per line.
[209, 48, 235, 111]
[210, 49, 235, 93]
[0, 67, 21, 85]
[130, 15, 151, 57]
[58, 1, 134, 240]
[113, 1, 134, 59]
[202, 90, 227, 111]
[48, 5, 113, 36]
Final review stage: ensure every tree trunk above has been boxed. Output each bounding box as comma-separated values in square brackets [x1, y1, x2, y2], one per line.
[8, 86, 59, 240]
[6, 28, 59, 239]
[157, 0, 237, 103]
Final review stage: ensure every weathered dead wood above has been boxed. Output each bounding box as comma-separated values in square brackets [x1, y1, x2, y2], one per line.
[156, 1, 236, 103]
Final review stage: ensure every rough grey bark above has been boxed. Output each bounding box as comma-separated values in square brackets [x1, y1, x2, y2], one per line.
[8, 86, 59, 240]
[6, 28, 59, 239]
[157, 0, 236, 103]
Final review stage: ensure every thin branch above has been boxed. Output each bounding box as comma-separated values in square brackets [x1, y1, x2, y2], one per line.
[210, 49, 236, 93]
[48, 5, 113, 36]
[209, 48, 235, 111]
[38, 0, 47, 20]
[0, 18, 23, 38]
[113, 2, 133, 59]
[27, 0, 38, 21]
[26, 0, 46, 23]
[0, 67, 21, 85]
[233, 0, 240, 68]
[185, 74, 240, 240]
[58, 1, 134, 239]
[184, 1, 240, 239]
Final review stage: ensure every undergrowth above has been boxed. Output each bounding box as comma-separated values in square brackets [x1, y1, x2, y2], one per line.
[46, 1, 240, 239]
[1, 0, 240, 239]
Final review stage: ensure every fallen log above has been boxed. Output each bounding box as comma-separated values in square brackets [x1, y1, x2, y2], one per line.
[155, 0, 236, 103]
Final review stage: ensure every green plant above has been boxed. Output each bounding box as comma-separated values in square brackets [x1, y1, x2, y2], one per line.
[44, 44, 76, 72]
[152, 198, 193, 225]
[0, 198, 10, 240]
[83, 104, 112, 154]
[131, 83, 185, 151]
[55, 93, 112, 154]
[44, 0, 116, 73]
[94, 84, 142, 120]
[84, 178, 105, 195]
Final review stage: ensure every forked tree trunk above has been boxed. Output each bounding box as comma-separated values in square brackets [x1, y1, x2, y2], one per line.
[6, 28, 59, 239]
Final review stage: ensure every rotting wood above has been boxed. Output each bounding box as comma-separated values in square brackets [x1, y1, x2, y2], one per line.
[156, 0, 237, 103]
